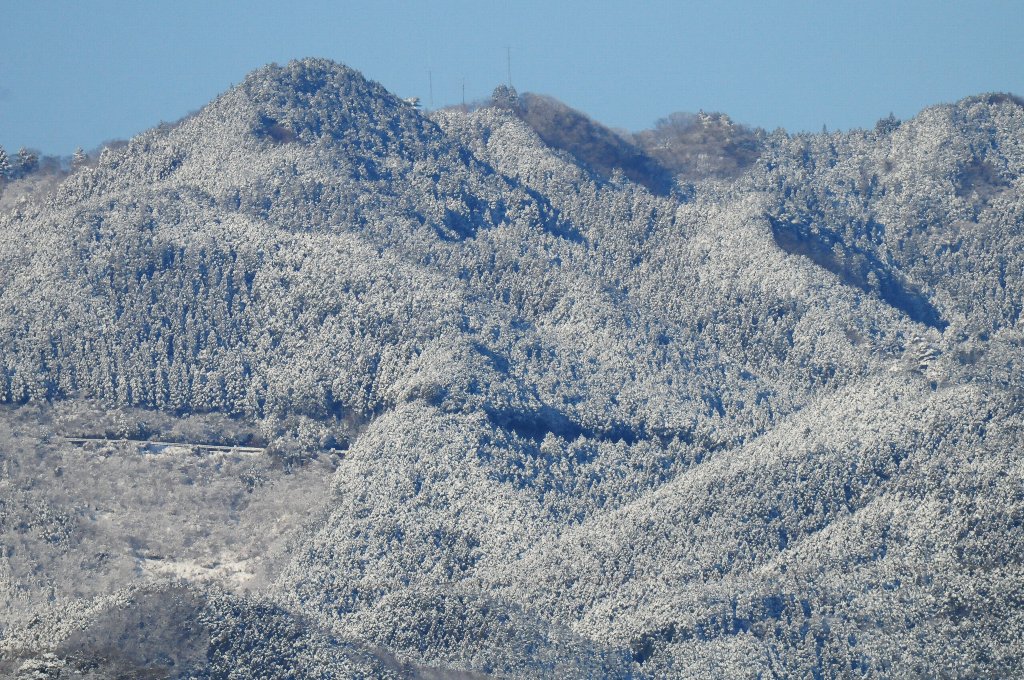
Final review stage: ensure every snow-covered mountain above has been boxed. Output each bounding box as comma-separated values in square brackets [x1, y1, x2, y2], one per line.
[1, 58, 1021, 678]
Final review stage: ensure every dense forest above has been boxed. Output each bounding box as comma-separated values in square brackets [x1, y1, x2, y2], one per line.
[1, 59, 1022, 678]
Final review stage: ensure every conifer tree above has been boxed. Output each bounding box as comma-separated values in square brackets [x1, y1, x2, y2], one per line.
[491, 84, 519, 109]
[17, 147, 39, 175]
[72, 147, 88, 170]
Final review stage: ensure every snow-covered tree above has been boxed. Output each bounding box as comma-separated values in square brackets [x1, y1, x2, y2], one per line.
[16, 146, 38, 175]
[0, 146, 11, 179]
[71, 146, 88, 170]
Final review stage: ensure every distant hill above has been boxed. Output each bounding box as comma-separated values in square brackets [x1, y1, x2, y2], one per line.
[509, 91, 675, 195]
[1, 58, 1022, 678]
[489, 91, 766, 193]
[633, 110, 764, 182]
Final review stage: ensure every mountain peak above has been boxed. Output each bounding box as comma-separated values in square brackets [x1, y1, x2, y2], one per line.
[956, 91, 1024, 110]
[241, 58, 370, 98]
[234, 58, 419, 146]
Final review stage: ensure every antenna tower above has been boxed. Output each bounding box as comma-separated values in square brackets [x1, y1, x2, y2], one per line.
[505, 46, 512, 87]
[428, 70, 434, 109]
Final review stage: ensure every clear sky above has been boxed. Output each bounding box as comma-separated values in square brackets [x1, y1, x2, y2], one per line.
[2, 0, 1022, 156]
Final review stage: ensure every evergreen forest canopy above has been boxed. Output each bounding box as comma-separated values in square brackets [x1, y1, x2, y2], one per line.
[1, 58, 1023, 678]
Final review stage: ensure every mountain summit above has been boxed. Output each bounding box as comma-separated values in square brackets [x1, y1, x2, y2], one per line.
[1, 59, 1022, 678]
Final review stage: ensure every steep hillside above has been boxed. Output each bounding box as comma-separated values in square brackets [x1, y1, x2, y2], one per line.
[757, 95, 1024, 336]
[507, 92, 675, 196]
[1, 59, 1021, 678]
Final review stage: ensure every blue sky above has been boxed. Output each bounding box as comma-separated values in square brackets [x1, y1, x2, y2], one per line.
[2, 0, 1022, 155]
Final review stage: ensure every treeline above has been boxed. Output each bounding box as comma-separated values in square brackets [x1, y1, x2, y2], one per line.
[0, 142, 127, 189]
[0, 145, 60, 181]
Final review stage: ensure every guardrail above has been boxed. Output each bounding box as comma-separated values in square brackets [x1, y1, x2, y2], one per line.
[64, 436, 265, 455]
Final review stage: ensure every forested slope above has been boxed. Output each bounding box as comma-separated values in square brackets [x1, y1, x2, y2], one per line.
[1, 59, 1021, 678]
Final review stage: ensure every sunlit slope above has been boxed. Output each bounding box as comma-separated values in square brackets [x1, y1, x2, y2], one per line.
[1, 59, 1022, 678]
